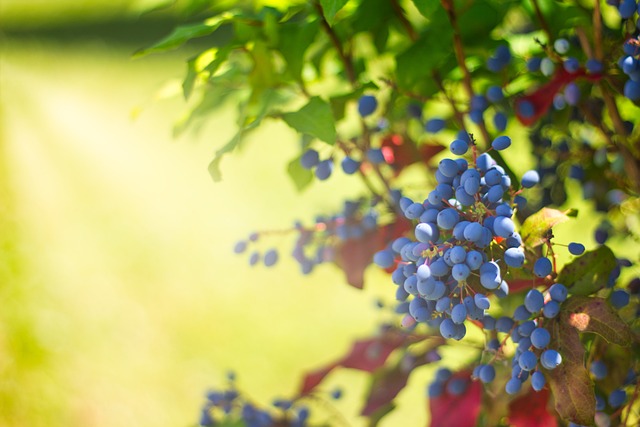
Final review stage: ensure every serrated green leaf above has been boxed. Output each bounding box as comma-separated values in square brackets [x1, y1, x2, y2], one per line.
[547, 316, 595, 425]
[320, 0, 349, 26]
[282, 97, 336, 144]
[134, 12, 236, 57]
[559, 246, 617, 296]
[287, 156, 313, 192]
[563, 296, 635, 346]
[520, 208, 570, 247]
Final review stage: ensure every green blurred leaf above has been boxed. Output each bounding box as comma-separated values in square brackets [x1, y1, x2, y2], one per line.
[559, 246, 617, 296]
[278, 19, 320, 80]
[282, 97, 337, 144]
[135, 12, 236, 57]
[410, 0, 440, 19]
[287, 156, 313, 192]
[320, 0, 349, 26]
[395, 30, 452, 91]
[208, 89, 287, 181]
[520, 207, 570, 247]
[563, 296, 634, 346]
[547, 316, 595, 425]
[182, 57, 198, 100]
[457, 0, 515, 46]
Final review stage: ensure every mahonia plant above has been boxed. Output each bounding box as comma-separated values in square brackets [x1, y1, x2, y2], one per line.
[139, 0, 640, 426]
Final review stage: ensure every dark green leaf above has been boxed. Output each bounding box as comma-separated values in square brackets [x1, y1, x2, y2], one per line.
[457, 0, 515, 46]
[410, 0, 440, 19]
[520, 208, 570, 247]
[319, 0, 349, 26]
[395, 30, 452, 91]
[282, 97, 337, 144]
[134, 12, 235, 57]
[547, 316, 595, 425]
[559, 246, 617, 296]
[287, 156, 314, 192]
[563, 296, 635, 346]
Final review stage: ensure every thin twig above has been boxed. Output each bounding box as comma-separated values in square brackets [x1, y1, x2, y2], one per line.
[390, 0, 418, 41]
[593, 0, 603, 60]
[531, 0, 553, 43]
[314, 1, 356, 85]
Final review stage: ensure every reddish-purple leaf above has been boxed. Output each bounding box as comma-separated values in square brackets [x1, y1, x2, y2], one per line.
[298, 327, 424, 395]
[429, 371, 481, 427]
[380, 133, 444, 176]
[507, 388, 558, 427]
[334, 219, 412, 289]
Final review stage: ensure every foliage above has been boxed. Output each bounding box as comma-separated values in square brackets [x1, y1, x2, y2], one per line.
[140, 0, 640, 426]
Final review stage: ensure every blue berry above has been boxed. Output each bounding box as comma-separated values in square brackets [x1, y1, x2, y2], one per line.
[521, 170, 540, 188]
[491, 135, 511, 151]
[518, 100, 535, 118]
[357, 95, 377, 116]
[505, 378, 522, 394]
[530, 328, 551, 349]
[493, 112, 507, 131]
[450, 139, 469, 155]
[568, 242, 585, 255]
[341, 156, 361, 174]
[540, 349, 562, 370]
[315, 159, 333, 180]
[624, 79, 640, 100]
[425, 118, 446, 133]
[493, 216, 515, 238]
[234, 240, 248, 254]
[543, 300, 560, 318]
[590, 361, 608, 380]
[525, 289, 545, 313]
[439, 159, 460, 178]
[300, 149, 320, 169]
[264, 249, 279, 266]
[367, 148, 386, 164]
[533, 257, 552, 278]
[608, 389, 627, 407]
[504, 247, 525, 268]
[531, 371, 546, 391]
[479, 365, 496, 383]
[374, 250, 395, 268]
[554, 38, 570, 54]
[549, 283, 568, 302]
[611, 290, 630, 309]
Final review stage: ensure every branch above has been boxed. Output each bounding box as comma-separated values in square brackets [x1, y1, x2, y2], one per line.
[314, 1, 356, 86]
[390, 0, 418, 42]
[531, 0, 553, 43]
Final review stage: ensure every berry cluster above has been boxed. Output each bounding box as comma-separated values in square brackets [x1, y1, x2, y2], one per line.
[198, 379, 310, 427]
[374, 134, 537, 339]
[235, 200, 379, 275]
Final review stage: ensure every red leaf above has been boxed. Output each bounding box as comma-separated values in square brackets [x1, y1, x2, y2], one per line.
[380, 134, 444, 175]
[298, 327, 419, 395]
[507, 388, 558, 427]
[361, 347, 443, 418]
[361, 367, 410, 417]
[508, 277, 546, 294]
[334, 219, 412, 289]
[428, 371, 482, 427]
[515, 68, 602, 126]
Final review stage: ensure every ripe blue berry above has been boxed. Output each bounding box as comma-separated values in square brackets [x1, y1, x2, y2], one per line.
[568, 242, 585, 255]
[533, 257, 552, 277]
[357, 95, 377, 116]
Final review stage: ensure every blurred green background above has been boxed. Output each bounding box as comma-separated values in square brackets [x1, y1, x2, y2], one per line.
[0, 1, 437, 426]
[1, 2, 631, 427]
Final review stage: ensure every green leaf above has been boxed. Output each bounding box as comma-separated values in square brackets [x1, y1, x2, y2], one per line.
[520, 208, 570, 247]
[182, 57, 198, 100]
[558, 246, 617, 296]
[282, 97, 337, 144]
[278, 19, 319, 80]
[457, 0, 516, 46]
[563, 296, 635, 346]
[287, 156, 313, 192]
[134, 12, 236, 57]
[410, 0, 440, 19]
[319, 0, 349, 26]
[395, 31, 452, 91]
[547, 316, 595, 425]
[208, 89, 287, 181]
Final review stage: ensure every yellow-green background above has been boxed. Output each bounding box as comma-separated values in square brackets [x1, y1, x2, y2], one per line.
[2, 2, 636, 427]
[0, 2, 438, 426]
